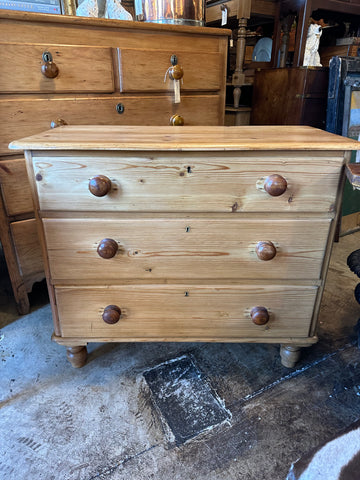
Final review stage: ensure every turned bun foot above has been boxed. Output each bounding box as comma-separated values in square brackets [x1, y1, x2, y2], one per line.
[66, 346, 88, 368]
[280, 345, 301, 368]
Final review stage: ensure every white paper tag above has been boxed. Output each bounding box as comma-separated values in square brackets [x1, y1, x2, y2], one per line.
[221, 7, 227, 25]
[174, 79, 181, 104]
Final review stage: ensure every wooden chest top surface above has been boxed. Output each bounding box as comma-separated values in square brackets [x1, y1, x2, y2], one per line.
[10, 126, 360, 152]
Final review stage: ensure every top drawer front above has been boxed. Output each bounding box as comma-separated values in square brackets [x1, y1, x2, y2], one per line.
[32, 152, 343, 213]
[119, 48, 223, 92]
[0, 44, 115, 94]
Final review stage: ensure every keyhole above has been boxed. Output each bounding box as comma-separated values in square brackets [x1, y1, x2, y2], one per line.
[116, 103, 125, 114]
[187, 166, 192, 174]
[185, 226, 191, 233]
[184, 291, 189, 297]
[42, 51, 52, 62]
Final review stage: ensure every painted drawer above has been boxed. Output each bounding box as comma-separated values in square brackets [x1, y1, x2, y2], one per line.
[55, 284, 318, 339]
[0, 44, 115, 94]
[43, 217, 330, 282]
[31, 151, 342, 213]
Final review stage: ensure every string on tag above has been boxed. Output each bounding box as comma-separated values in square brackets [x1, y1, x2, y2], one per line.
[221, 4, 227, 25]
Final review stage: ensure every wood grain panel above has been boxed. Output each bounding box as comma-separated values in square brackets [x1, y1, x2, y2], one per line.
[1, 96, 221, 155]
[11, 125, 359, 151]
[43, 217, 330, 282]
[119, 49, 222, 92]
[10, 218, 44, 291]
[0, 156, 33, 216]
[56, 284, 317, 339]
[0, 44, 114, 94]
[32, 151, 342, 213]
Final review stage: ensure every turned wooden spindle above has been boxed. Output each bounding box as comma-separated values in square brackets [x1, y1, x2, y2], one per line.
[264, 174, 288, 197]
[97, 238, 119, 259]
[88, 175, 112, 197]
[102, 305, 122, 324]
[280, 345, 301, 368]
[170, 114, 185, 126]
[66, 346, 87, 368]
[251, 306, 270, 325]
[255, 241, 277, 261]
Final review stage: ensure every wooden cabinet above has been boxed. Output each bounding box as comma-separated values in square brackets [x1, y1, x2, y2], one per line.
[251, 66, 329, 128]
[10, 125, 359, 368]
[0, 11, 228, 313]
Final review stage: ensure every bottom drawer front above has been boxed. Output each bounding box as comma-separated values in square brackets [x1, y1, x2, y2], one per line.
[56, 285, 317, 339]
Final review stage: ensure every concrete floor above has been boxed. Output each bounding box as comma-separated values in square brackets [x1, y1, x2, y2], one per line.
[1, 232, 360, 480]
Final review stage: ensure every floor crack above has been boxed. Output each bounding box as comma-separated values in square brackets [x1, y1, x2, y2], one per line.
[86, 444, 160, 479]
[230, 341, 357, 408]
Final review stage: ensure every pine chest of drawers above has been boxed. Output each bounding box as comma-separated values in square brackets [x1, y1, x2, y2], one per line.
[10, 125, 359, 368]
[0, 11, 228, 313]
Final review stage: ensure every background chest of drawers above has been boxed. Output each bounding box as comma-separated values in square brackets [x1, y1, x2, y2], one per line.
[11, 125, 359, 368]
[0, 11, 228, 313]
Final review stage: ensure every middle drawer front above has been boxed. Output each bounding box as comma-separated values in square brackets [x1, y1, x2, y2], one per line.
[43, 217, 330, 282]
[1, 96, 221, 156]
[32, 152, 343, 213]
[55, 284, 318, 339]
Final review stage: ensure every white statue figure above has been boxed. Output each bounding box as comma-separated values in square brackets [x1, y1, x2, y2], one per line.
[105, 0, 133, 20]
[76, 0, 99, 17]
[303, 23, 323, 67]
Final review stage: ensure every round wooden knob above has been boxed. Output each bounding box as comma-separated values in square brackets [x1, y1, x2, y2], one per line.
[88, 175, 112, 197]
[50, 118, 67, 129]
[255, 241, 277, 261]
[169, 64, 184, 80]
[264, 174, 287, 197]
[251, 306, 270, 325]
[170, 114, 185, 126]
[41, 61, 59, 78]
[97, 238, 118, 259]
[102, 305, 121, 324]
